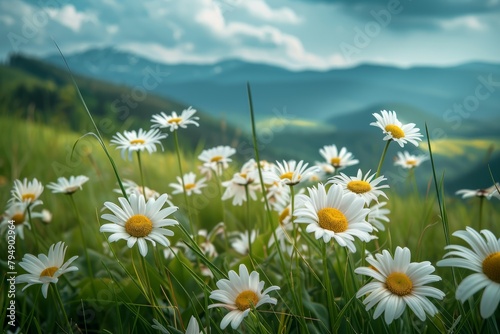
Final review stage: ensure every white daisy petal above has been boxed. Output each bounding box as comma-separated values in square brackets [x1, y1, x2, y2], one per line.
[293, 183, 373, 252]
[370, 110, 423, 147]
[356, 246, 443, 324]
[100, 194, 178, 257]
[15, 242, 79, 299]
[209, 264, 280, 330]
[438, 227, 500, 318]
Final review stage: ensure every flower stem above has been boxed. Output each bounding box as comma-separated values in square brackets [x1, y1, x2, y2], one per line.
[322, 243, 336, 332]
[173, 130, 195, 235]
[245, 184, 253, 257]
[478, 196, 485, 231]
[26, 204, 40, 251]
[375, 140, 392, 178]
[136, 151, 146, 197]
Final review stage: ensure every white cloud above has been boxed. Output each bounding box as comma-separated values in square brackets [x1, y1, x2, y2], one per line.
[106, 25, 119, 35]
[45, 5, 98, 32]
[236, 0, 301, 24]
[0, 0, 497, 70]
[0, 15, 15, 26]
[439, 15, 487, 31]
[119, 42, 218, 64]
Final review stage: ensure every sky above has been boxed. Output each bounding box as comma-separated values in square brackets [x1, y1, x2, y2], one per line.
[1, 0, 499, 70]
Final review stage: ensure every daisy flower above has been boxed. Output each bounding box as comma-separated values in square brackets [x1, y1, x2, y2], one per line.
[230, 230, 257, 255]
[367, 201, 390, 232]
[455, 183, 500, 199]
[265, 181, 290, 211]
[308, 163, 331, 182]
[394, 151, 428, 169]
[329, 169, 389, 205]
[267, 160, 318, 186]
[370, 110, 423, 147]
[1, 201, 43, 239]
[151, 106, 200, 132]
[41, 209, 52, 224]
[169, 172, 207, 196]
[319, 144, 359, 170]
[183, 223, 224, 260]
[268, 201, 294, 248]
[10, 177, 44, 204]
[355, 246, 444, 324]
[16, 241, 79, 298]
[184, 316, 202, 334]
[46, 175, 89, 194]
[221, 174, 259, 206]
[152, 316, 202, 334]
[100, 193, 178, 257]
[437, 227, 500, 318]
[111, 128, 166, 160]
[198, 145, 236, 175]
[114, 179, 168, 202]
[209, 264, 280, 330]
[294, 183, 373, 252]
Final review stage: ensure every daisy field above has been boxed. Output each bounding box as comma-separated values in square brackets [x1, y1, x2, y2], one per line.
[1, 64, 500, 334]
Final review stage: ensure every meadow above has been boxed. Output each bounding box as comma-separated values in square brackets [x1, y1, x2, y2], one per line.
[1, 88, 500, 334]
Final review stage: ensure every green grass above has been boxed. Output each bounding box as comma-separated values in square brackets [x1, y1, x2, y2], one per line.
[1, 115, 500, 333]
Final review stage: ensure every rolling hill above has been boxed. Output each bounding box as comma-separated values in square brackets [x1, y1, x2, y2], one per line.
[3, 52, 500, 193]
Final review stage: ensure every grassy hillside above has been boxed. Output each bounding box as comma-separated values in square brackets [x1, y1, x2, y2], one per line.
[1, 55, 246, 152]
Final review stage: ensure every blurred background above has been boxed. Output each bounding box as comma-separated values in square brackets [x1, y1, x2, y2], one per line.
[1, 0, 499, 193]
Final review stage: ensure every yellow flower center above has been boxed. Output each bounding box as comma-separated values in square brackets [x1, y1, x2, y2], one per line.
[125, 214, 153, 238]
[235, 290, 259, 311]
[483, 252, 500, 283]
[280, 172, 295, 180]
[22, 193, 36, 202]
[347, 180, 372, 194]
[12, 213, 25, 226]
[330, 157, 341, 166]
[279, 207, 290, 225]
[317, 208, 348, 233]
[130, 139, 145, 145]
[385, 124, 405, 139]
[40, 266, 58, 277]
[240, 173, 247, 178]
[210, 155, 223, 162]
[184, 183, 196, 190]
[168, 117, 182, 124]
[406, 159, 417, 166]
[386, 272, 413, 296]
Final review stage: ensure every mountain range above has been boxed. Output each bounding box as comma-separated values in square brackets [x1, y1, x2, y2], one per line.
[5, 49, 500, 193]
[43, 47, 500, 130]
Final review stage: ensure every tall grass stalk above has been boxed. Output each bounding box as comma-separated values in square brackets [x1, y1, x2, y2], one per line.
[26, 204, 40, 251]
[425, 124, 450, 246]
[55, 42, 128, 199]
[246, 82, 310, 334]
[375, 140, 391, 178]
[136, 151, 146, 198]
[52, 284, 72, 332]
